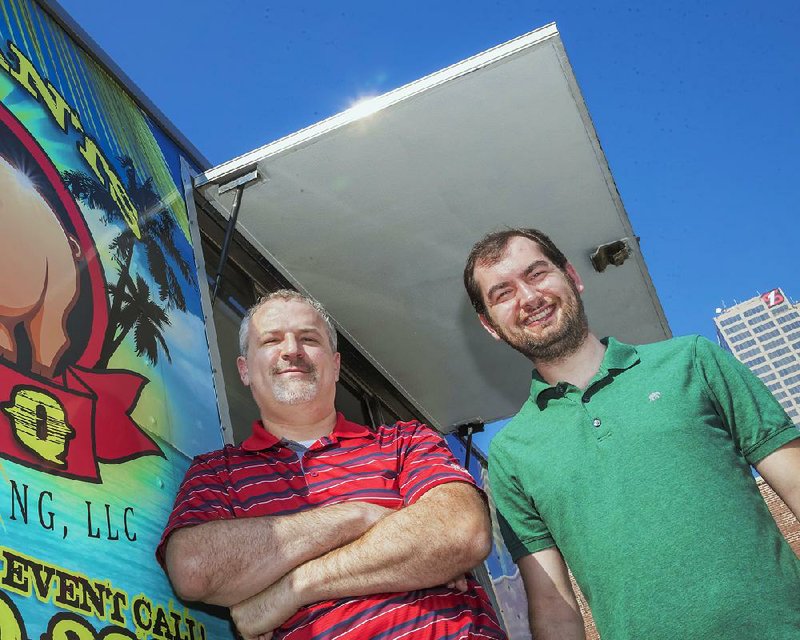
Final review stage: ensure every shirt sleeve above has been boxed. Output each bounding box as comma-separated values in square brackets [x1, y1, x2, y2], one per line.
[488, 437, 555, 562]
[693, 336, 800, 464]
[155, 448, 236, 568]
[394, 421, 477, 505]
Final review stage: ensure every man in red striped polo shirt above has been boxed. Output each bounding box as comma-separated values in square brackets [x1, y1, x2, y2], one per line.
[157, 290, 506, 640]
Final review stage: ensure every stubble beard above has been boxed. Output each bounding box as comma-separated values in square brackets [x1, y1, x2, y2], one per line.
[270, 366, 320, 405]
[490, 281, 590, 365]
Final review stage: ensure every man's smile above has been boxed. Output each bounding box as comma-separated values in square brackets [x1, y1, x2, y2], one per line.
[521, 303, 556, 326]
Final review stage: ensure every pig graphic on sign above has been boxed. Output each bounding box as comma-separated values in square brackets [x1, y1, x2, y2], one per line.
[0, 102, 161, 480]
[0, 155, 83, 378]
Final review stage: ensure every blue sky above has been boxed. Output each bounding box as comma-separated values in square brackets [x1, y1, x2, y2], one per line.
[59, 0, 799, 341]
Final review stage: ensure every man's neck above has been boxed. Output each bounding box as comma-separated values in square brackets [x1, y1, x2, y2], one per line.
[260, 405, 338, 443]
[533, 332, 606, 390]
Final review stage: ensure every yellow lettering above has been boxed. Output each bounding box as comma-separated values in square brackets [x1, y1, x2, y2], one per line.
[77, 137, 141, 238]
[0, 548, 129, 625]
[0, 592, 24, 640]
[45, 616, 95, 640]
[132, 596, 152, 632]
[0, 42, 138, 238]
[1, 388, 74, 466]
[0, 549, 31, 595]
[6, 43, 77, 133]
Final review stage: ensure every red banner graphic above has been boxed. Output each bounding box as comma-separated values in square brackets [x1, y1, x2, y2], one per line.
[0, 364, 161, 482]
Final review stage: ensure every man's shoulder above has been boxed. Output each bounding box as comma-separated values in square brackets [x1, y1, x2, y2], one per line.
[624, 334, 705, 367]
[376, 419, 441, 441]
[187, 443, 246, 469]
[488, 404, 538, 459]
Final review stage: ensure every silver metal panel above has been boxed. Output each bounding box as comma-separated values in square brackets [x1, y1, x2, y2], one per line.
[196, 24, 670, 431]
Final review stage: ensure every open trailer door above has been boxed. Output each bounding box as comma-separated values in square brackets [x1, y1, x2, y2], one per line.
[195, 23, 670, 434]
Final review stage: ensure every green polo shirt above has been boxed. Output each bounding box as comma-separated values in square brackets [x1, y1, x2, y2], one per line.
[489, 335, 800, 639]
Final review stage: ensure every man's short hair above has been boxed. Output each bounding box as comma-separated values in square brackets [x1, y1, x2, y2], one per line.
[463, 227, 569, 315]
[238, 289, 338, 356]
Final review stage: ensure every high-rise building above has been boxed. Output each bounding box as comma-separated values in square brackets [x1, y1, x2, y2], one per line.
[714, 288, 800, 426]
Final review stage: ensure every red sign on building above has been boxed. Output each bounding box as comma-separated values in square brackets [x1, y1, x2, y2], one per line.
[761, 288, 785, 308]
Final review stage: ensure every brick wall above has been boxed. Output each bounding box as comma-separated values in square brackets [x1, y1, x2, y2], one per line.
[758, 477, 800, 552]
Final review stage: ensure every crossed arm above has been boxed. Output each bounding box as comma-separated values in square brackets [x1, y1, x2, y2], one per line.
[229, 481, 492, 639]
[164, 500, 393, 607]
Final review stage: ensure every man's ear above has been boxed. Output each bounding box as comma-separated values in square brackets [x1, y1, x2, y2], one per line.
[236, 355, 250, 386]
[479, 314, 501, 341]
[565, 263, 584, 293]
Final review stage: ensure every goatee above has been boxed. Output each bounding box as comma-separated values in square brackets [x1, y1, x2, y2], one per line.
[270, 363, 319, 405]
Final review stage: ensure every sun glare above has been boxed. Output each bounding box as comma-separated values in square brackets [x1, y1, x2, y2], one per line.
[347, 95, 382, 121]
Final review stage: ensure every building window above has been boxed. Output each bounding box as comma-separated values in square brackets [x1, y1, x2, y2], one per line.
[752, 364, 772, 375]
[788, 408, 799, 418]
[762, 338, 786, 351]
[744, 307, 765, 318]
[766, 347, 790, 359]
[782, 320, 800, 332]
[773, 391, 788, 400]
[761, 373, 777, 383]
[760, 329, 781, 341]
[729, 331, 752, 344]
[719, 314, 743, 327]
[778, 364, 800, 377]
[786, 331, 800, 342]
[735, 339, 757, 351]
[777, 312, 800, 325]
[773, 355, 797, 369]
[784, 373, 800, 386]
[745, 356, 766, 367]
[753, 322, 778, 334]
[787, 386, 800, 396]
[739, 348, 760, 360]
[746, 313, 770, 325]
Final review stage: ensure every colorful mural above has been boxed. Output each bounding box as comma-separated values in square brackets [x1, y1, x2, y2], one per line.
[0, 1, 233, 637]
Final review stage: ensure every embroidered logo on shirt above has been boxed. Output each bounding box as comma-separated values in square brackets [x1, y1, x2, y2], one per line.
[648, 391, 662, 402]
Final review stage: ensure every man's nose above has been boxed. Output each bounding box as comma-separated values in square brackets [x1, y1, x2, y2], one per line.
[518, 281, 540, 307]
[280, 334, 303, 359]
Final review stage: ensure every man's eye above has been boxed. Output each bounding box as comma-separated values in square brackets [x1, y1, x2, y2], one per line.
[494, 290, 512, 302]
[301, 336, 319, 343]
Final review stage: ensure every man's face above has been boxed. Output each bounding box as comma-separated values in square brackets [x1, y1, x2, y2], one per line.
[473, 236, 589, 363]
[237, 299, 340, 413]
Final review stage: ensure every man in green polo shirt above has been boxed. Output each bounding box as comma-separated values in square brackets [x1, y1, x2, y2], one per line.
[463, 227, 800, 639]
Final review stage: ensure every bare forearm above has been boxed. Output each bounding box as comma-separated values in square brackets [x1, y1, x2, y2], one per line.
[519, 550, 586, 640]
[530, 619, 586, 640]
[530, 606, 586, 640]
[755, 441, 800, 520]
[230, 483, 490, 638]
[295, 483, 489, 602]
[165, 501, 388, 606]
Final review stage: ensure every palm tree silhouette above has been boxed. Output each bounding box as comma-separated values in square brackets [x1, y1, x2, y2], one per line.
[113, 275, 171, 366]
[63, 157, 194, 368]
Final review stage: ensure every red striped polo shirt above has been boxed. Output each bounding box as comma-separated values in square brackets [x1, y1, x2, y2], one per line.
[157, 414, 506, 640]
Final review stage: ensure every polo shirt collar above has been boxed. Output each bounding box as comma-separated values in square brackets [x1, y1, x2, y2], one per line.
[529, 337, 640, 404]
[241, 412, 373, 451]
